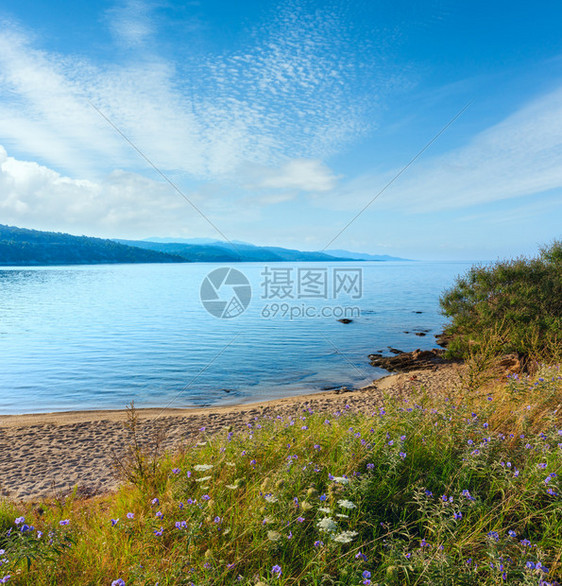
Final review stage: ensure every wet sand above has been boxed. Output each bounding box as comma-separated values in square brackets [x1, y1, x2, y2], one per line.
[0, 365, 461, 501]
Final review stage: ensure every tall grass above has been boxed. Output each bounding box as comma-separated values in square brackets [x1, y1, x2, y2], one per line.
[1, 367, 561, 585]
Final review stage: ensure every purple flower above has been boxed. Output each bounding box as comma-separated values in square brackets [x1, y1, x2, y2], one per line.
[355, 551, 367, 561]
[297, 517, 305, 523]
[0, 577, 11, 584]
[172, 468, 181, 474]
[314, 540, 324, 547]
[272, 564, 282, 577]
[362, 571, 372, 579]
[154, 527, 164, 536]
[59, 519, 70, 526]
[111, 518, 119, 526]
[127, 512, 135, 519]
[453, 512, 462, 520]
[214, 516, 221, 524]
[155, 511, 163, 519]
[14, 517, 25, 525]
[151, 498, 159, 506]
[319, 494, 327, 501]
[112, 580, 125, 586]
[399, 452, 406, 459]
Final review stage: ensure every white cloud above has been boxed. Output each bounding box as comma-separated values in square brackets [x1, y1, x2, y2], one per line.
[245, 159, 339, 192]
[322, 86, 562, 214]
[0, 4, 397, 181]
[107, 0, 154, 48]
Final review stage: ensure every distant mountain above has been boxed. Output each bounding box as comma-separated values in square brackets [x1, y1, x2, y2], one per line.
[326, 249, 411, 261]
[116, 239, 354, 262]
[0, 224, 412, 266]
[0, 225, 188, 266]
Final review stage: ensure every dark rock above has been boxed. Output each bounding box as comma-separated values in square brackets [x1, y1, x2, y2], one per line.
[435, 332, 453, 348]
[388, 347, 404, 354]
[337, 318, 353, 324]
[497, 353, 522, 375]
[414, 332, 426, 337]
[334, 386, 351, 394]
[368, 348, 451, 373]
[403, 331, 410, 334]
[413, 311, 423, 314]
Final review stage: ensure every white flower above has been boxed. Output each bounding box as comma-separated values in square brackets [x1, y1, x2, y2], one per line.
[226, 462, 236, 467]
[331, 476, 349, 485]
[264, 495, 278, 503]
[318, 507, 331, 514]
[226, 484, 238, 490]
[332, 531, 358, 543]
[317, 517, 338, 533]
[195, 476, 212, 482]
[267, 530, 282, 541]
[337, 499, 356, 509]
[196, 441, 207, 446]
[336, 513, 349, 518]
[194, 464, 214, 472]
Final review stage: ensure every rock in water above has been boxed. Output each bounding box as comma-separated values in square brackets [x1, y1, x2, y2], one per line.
[368, 348, 452, 373]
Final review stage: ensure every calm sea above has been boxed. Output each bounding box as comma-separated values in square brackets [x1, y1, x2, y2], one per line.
[0, 261, 472, 414]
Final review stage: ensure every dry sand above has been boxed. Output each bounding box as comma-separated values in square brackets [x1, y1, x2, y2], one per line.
[0, 365, 462, 501]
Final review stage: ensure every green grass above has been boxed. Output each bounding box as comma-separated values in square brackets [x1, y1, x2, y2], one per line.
[1, 367, 561, 585]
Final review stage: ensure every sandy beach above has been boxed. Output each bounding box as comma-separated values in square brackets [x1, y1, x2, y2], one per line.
[0, 365, 461, 501]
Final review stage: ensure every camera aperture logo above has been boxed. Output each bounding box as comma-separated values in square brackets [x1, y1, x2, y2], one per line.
[200, 267, 252, 319]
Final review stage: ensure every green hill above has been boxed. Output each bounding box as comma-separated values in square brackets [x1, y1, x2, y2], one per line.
[0, 225, 189, 266]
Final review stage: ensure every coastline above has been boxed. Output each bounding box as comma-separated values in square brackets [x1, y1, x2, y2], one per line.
[1, 363, 462, 501]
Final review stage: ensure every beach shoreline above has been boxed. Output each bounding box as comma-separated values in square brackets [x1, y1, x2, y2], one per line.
[1, 364, 462, 502]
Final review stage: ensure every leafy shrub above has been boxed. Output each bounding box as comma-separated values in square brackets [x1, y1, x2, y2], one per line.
[440, 240, 562, 361]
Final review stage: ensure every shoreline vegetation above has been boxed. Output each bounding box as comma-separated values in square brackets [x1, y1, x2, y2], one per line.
[1, 243, 561, 584]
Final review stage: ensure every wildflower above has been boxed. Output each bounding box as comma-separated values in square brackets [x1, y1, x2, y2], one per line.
[193, 464, 214, 472]
[201, 494, 211, 501]
[399, 452, 406, 459]
[195, 476, 212, 482]
[172, 468, 181, 474]
[487, 531, 499, 542]
[264, 495, 278, 503]
[111, 518, 119, 526]
[355, 551, 368, 561]
[453, 512, 462, 520]
[14, 517, 25, 525]
[319, 494, 327, 501]
[338, 499, 356, 509]
[155, 511, 163, 519]
[314, 540, 324, 547]
[526, 561, 536, 569]
[297, 516, 305, 523]
[317, 517, 338, 533]
[154, 527, 164, 536]
[214, 516, 221, 524]
[333, 530, 358, 543]
[267, 531, 281, 542]
[363, 571, 372, 580]
[151, 498, 159, 506]
[272, 564, 282, 577]
[331, 476, 349, 485]
[318, 507, 331, 514]
[112, 581, 126, 586]
[126, 512, 134, 519]
[175, 521, 187, 529]
[520, 538, 532, 547]
[59, 519, 70, 526]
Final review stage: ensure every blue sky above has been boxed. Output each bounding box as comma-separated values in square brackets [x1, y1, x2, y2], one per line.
[0, 0, 561, 260]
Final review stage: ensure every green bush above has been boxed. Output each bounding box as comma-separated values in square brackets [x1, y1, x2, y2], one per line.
[439, 240, 562, 360]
